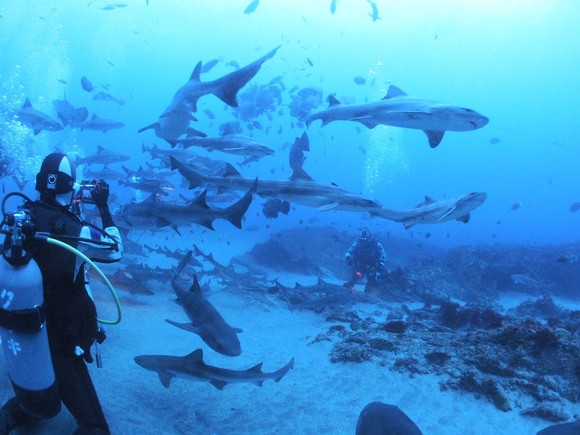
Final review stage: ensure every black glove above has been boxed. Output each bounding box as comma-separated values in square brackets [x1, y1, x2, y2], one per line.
[90, 179, 110, 208]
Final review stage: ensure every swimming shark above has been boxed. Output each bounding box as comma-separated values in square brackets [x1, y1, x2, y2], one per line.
[375, 192, 487, 228]
[307, 85, 489, 148]
[166, 133, 275, 164]
[134, 348, 294, 389]
[77, 113, 125, 133]
[166, 254, 243, 357]
[169, 133, 385, 214]
[170, 154, 384, 215]
[141, 45, 280, 139]
[74, 145, 130, 167]
[16, 98, 63, 135]
[114, 180, 256, 232]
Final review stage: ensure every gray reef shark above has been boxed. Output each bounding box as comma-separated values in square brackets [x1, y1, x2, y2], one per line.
[140, 45, 280, 139]
[170, 133, 385, 215]
[134, 348, 294, 389]
[77, 113, 125, 133]
[74, 145, 130, 167]
[166, 133, 275, 164]
[166, 253, 242, 357]
[307, 85, 489, 148]
[114, 180, 256, 232]
[375, 192, 487, 228]
[16, 98, 63, 134]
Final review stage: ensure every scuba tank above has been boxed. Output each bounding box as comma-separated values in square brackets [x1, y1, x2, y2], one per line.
[0, 206, 61, 418]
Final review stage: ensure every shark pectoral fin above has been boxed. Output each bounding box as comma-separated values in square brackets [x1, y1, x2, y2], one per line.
[233, 327, 243, 334]
[456, 213, 471, 224]
[170, 224, 182, 236]
[210, 380, 228, 390]
[159, 372, 174, 388]
[424, 130, 445, 148]
[34, 130, 41, 135]
[353, 117, 378, 129]
[437, 207, 457, 222]
[403, 222, 415, 230]
[164, 319, 200, 334]
[317, 202, 340, 211]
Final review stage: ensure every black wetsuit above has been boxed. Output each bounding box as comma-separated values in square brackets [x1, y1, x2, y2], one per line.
[1, 200, 121, 434]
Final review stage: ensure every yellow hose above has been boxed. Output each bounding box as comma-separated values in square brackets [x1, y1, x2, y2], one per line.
[46, 237, 122, 325]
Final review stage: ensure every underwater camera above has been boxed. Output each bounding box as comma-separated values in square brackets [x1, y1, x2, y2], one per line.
[75, 179, 106, 205]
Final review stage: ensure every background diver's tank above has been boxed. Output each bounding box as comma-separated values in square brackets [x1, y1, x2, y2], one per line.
[0, 208, 60, 418]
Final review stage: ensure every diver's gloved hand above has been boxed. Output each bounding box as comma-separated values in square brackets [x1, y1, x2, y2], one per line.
[90, 179, 110, 208]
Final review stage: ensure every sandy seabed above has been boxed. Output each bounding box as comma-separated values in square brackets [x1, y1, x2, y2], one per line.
[2, 265, 573, 435]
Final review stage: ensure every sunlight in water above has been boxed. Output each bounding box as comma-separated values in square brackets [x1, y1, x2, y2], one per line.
[362, 59, 409, 199]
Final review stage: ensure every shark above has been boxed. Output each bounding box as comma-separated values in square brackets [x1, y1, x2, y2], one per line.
[16, 98, 63, 135]
[169, 133, 385, 215]
[77, 113, 125, 133]
[74, 145, 130, 167]
[375, 192, 487, 228]
[307, 85, 489, 148]
[140, 45, 280, 139]
[114, 179, 256, 232]
[52, 94, 89, 127]
[166, 254, 242, 357]
[134, 348, 294, 389]
[166, 133, 275, 164]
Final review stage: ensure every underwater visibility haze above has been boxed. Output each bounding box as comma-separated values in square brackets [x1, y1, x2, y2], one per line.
[0, 1, 579, 434]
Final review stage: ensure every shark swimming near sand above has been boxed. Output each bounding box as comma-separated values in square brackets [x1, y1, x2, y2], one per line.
[134, 348, 294, 389]
[166, 253, 243, 357]
[307, 85, 489, 148]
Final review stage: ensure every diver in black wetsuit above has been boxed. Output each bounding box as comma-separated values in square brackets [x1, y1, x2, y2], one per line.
[0, 153, 123, 434]
[344, 228, 386, 291]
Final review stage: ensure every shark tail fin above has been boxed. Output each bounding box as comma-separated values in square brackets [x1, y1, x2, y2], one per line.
[138, 122, 158, 133]
[170, 156, 204, 189]
[211, 46, 280, 108]
[223, 178, 257, 229]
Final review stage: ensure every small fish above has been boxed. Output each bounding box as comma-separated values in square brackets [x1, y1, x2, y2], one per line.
[489, 137, 501, 144]
[354, 76, 366, 85]
[367, 0, 380, 21]
[330, 0, 337, 14]
[244, 0, 259, 14]
[81, 76, 94, 93]
[511, 201, 521, 211]
[569, 202, 580, 213]
[557, 254, 577, 264]
[203, 109, 215, 120]
[425, 232, 431, 239]
[306, 58, 313, 67]
[57, 78, 68, 85]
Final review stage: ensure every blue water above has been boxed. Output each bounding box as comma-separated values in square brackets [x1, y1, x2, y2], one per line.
[0, 0, 578, 247]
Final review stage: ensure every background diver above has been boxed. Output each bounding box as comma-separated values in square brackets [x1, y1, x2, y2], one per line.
[344, 228, 386, 291]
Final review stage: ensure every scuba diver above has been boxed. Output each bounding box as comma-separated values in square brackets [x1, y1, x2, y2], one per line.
[344, 228, 386, 291]
[0, 152, 123, 434]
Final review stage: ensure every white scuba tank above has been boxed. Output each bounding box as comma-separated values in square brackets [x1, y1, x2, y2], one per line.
[0, 257, 60, 418]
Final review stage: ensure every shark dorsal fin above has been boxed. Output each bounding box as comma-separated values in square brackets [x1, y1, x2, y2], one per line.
[97, 145, 105, 152]
[91, 113, 99, 120]
[327, 95, 341, 107]
[23, 98, 32, 109]
[246, 363, 263, 373]
[190, 62, 202, 82]
[317, 277, 327, 285]
[193, 190, 210, 208]
[424, 195, 435, 204]
[186, 348, 204, 362]
[290, 167, 314, 181]
[189, 275, 202, 293]
[223, 163, 242, 177]
[384, 86, 407, 99]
